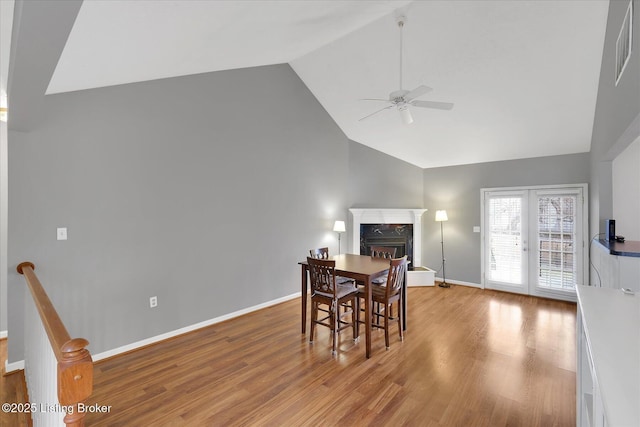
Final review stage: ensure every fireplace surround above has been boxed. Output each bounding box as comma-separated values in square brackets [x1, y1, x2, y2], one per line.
[349, 209, 434, 286]
[350, 208, 426, 261]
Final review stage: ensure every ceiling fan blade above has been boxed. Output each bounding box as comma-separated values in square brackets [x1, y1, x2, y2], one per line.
[359, 98, 392, 102]
[358, 105, 394, 122]
[411, 100, 454, 110]
[404, 85, 433, 102]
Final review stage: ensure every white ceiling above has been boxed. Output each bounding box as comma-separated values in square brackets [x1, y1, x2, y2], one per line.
[47, 0, 411, 93]
[44, 0, 609, 168]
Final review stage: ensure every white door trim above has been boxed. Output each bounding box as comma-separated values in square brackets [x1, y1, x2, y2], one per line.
[481, 183, 588, 302]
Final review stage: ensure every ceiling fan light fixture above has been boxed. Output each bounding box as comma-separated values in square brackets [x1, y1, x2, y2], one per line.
[399, 105, 413, 125]
[358, 13, 453, 123]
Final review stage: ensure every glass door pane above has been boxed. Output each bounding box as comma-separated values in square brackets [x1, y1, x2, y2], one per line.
[484, 191, 528, 294]
[536, 193, 579, 291]
[483, 186, 585, 301]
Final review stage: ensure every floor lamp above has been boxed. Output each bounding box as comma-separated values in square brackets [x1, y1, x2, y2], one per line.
[333, 220, 346, 254]
[435, 210, 450, 288]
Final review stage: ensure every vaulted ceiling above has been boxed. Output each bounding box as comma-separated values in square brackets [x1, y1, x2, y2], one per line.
[5, 0, 610, 168]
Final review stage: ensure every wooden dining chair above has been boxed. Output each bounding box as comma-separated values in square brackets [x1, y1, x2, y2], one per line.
[309, 248, 353, 284]
[368, 246, 398, 322]
[358, 256, 407, 349]
[369, 245, 397, 285]
[307, 257, 359, 355]
[309, 247, 330, 260]
[369, 246, 397, 259]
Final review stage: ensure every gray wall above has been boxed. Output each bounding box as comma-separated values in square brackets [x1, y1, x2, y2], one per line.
[589, 0, 640, 235]
[347, 140, 425, 252]
[348, 140, 424, 209]
[6, 0, 638, 363]
[0, 121, 6, 333]
[4, 1, 426, 363]
[7, 64, 350, 361]
[422, 153, 590, 284]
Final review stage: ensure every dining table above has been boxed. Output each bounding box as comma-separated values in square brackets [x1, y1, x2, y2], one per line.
[299, 253, 407, 358]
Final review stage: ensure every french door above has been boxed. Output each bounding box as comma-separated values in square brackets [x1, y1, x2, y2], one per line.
[481, 185, 587, 301]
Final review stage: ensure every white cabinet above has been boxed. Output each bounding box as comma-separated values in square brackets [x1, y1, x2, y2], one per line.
[577, 303, 606, 426]
[576, 285, 639, 427]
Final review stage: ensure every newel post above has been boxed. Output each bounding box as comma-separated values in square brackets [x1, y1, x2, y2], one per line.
[17, 261, 95, 427]
[59, 338, 93, 427]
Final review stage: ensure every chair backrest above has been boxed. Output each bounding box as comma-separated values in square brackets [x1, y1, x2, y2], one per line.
[385, 256, 408, 298]
[370, 246, 397, 259]
[307, 257, 337, 297]
[309, 247, 330, 259]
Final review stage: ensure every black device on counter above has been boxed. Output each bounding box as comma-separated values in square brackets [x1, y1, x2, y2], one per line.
[604, 219, 616, 241]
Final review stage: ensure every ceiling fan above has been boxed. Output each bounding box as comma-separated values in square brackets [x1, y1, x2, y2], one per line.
[359, 16, 453, 125]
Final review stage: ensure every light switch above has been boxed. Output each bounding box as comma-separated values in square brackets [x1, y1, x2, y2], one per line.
[473, 226, 480, 233]
[57, 227, 67, 240]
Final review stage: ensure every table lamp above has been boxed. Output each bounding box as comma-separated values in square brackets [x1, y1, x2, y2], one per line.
[333, 220, 346, 254]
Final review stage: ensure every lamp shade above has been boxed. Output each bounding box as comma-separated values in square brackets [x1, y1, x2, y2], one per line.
[435, 210, 448, 222]
[333, 220, 346, 232]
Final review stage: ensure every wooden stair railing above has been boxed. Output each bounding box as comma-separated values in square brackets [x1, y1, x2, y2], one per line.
[17, 261, 93, 427]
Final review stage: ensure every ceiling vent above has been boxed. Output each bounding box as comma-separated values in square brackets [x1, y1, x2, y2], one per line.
[615, 1, 633, 86]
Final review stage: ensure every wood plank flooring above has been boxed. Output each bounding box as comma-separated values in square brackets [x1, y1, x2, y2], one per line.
[2, 285, 577, 426]
[1, 339, 32, 427]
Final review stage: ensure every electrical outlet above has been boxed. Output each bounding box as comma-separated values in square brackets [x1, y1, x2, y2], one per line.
[149, 296, 158, 308]
[57, 227, 68, 240]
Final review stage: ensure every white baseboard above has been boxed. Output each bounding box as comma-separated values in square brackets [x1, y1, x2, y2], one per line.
[4, 293, 300, 372]
[92, 292, 300, 362]
[435, 277, 483, 288]
[5, 359, 24, 373]
[1, 330, 24, 374]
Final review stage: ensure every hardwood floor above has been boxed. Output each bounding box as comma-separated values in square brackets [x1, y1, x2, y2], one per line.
[1, 339, 32, 427]
[3, 285, 577, 426]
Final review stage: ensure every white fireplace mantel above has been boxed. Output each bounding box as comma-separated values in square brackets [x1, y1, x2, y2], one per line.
[349, 208, 427, 265]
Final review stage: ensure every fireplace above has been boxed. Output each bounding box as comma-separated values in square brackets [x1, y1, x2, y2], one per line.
[360, 223, 414, 266]
[349, 208, 427, 268]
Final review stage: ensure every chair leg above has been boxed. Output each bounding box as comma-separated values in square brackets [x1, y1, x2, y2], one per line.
[351, 298, 357, 342]
[397, 300, 403, 342]
[310, 301, 316, 343]
[331, 304, 337, 355]
[355, 297, 360, 339]
[384, 303, 390, 349]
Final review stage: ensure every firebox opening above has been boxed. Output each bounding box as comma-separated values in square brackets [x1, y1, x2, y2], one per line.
[359, 224, 414, 270]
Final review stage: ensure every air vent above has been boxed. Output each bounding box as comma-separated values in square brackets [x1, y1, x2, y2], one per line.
[615, 1, 633, 86]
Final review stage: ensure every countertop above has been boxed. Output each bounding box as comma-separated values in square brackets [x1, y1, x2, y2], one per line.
[576, 285, 640, 427]
[597, 239, 640, 257]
